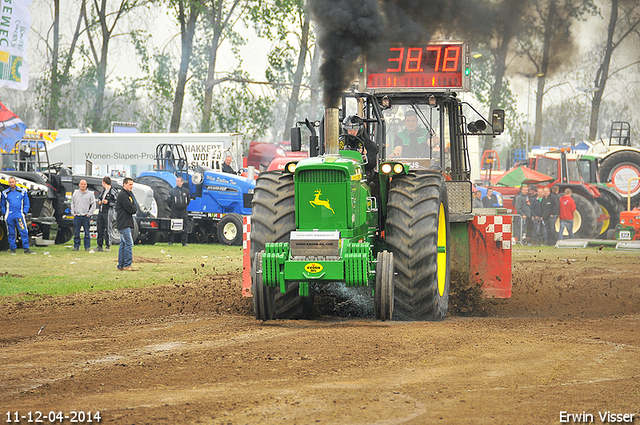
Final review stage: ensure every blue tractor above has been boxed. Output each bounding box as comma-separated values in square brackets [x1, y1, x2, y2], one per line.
[135, 143, 254, 245]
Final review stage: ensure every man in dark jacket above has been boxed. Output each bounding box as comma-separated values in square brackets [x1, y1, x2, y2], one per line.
[514, 185, 531, 243]
[482, 187, 498, 208]
[116, 177, 137, 271]
[222, 155, 236, 174]
[167, 176, 191, 246]
[541, 186, 559, 245]
[528, 185, 543, 245]
[96, 176, 118, 252]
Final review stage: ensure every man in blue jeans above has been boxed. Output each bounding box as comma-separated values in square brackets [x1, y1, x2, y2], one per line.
[71, 179, 96, 251]
[116, 177, 137, 271]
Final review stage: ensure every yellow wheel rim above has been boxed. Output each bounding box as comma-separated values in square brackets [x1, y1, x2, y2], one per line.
[598, 205, 610, 236]
[437, 203, 447, 297]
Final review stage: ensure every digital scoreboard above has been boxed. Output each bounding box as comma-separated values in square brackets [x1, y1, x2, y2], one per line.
[365, 42, 470, 91]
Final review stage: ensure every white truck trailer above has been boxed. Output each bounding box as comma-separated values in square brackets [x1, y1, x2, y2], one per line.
[46, 133, 244, 178]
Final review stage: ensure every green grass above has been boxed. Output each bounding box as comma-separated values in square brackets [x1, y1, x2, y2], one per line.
[0, 243, 244, 302]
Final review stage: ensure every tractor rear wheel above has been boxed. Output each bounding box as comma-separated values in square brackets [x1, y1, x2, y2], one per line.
[594, 191, 622, 239]
[135, 176, 172, 242]
[134, 176, 172, 218]
[108, 210, 139, 245]
[374, 251, 394, 321]
[386, 172, 451, 321]
[599, 151, 640, 205]
[55, 226, 73, 244]
[0, 220, 8, 251]
[556, 193, 597, 238]
[250, 171, 314, 319]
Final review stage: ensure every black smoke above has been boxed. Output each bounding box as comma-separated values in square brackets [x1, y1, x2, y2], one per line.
[308, 0, 495, 106]
[307, 0, 386, 107]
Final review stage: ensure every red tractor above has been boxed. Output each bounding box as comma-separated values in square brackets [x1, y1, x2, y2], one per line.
[492, 149, 622, 239]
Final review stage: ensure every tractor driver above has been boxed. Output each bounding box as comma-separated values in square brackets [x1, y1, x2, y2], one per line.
[391, 109, 440, 159]
[341, 115, 378, 172]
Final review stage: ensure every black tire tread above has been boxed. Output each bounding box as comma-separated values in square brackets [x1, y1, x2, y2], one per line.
[217, 213, 243, 246]
[572, 193, 597, 239]
[594, 191, 622, 239]
[250, 171, 313, 319]
[134, 176, 172, 218]
[386, 172, 450, 321]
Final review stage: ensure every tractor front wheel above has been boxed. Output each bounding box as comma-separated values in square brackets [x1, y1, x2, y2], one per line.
[374, 251, 394, 321]
[252, 252, 275, 320]
[217, 213, 243, 246]
[250, 171, 313, 319]
[386, 172, 450, 321]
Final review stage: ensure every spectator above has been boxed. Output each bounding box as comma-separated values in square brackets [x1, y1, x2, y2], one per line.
[95, 176, 118, 252]
[71, 179, 96, 251]
[558, 188, 577, 240]
[222, 155, 236, 174]
[116, 177, 137, 271]
[541, 186, 559, 245]
[472, 190, 483, 208]
[514, 185, 531, 243]
[482, 187, 498, 208]
[1, 176, 35, 254]
[167, 176, 190, 246]
[529, 185, 543, 245]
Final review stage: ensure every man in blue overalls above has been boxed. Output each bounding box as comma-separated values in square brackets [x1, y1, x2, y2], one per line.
[1, 176, 35, 254]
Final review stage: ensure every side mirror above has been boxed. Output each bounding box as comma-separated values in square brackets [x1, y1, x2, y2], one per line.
[492, 109, 505, 135]
[290, 127, 302, 152]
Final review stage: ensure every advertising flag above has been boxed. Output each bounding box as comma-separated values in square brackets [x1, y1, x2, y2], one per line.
[0, 0, 32, 90]
[0, 101, 26, 152]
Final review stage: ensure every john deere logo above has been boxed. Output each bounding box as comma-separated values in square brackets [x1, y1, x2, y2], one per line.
[309, 189, 335, 214]
[304, 263, 323, 273]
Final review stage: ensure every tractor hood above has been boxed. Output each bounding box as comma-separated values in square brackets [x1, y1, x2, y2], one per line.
[293, 155, 369, 236]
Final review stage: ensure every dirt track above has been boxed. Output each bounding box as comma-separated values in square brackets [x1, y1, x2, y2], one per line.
[1, 248, 639, 424]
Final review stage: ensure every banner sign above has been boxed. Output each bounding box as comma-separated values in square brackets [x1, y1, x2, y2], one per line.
[0, 101, 26, 152]
[0, 0, 32, 90]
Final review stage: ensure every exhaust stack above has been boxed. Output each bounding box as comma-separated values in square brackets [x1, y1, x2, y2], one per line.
[324, 107, 340, 156]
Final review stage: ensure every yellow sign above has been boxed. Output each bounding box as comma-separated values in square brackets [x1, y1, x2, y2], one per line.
[309, 189, 335, 214]
[304, 263, 324, 273]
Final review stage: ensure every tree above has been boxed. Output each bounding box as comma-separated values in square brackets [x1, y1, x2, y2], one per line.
[260, 0, 314, 140]
[587, 0, 640, 140]
[35, 0, 87, 129]
[82, 0, 149, 132]
[169, 0, 201, 132]
[517, 0, 598, 147]
[479, 0, 530, 152]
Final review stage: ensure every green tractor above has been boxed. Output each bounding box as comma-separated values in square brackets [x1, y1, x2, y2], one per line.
[250, 42, 507, 321]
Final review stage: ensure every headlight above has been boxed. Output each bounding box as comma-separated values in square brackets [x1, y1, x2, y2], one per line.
[381, 163, 392, 174]
[286, 163, 297, 173]
[393, 163, 404, 174]
[192, 172, 204, 185]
